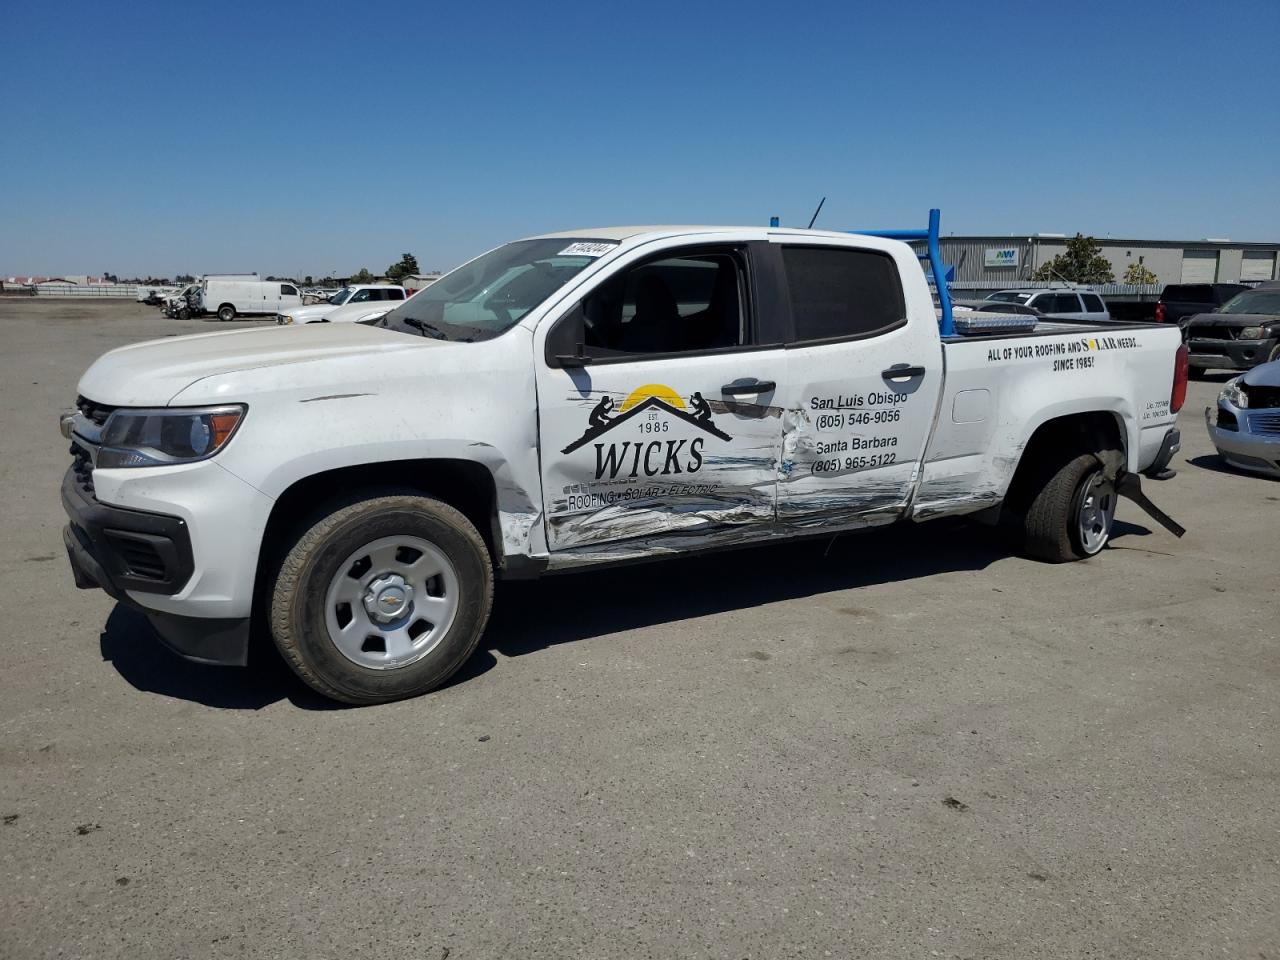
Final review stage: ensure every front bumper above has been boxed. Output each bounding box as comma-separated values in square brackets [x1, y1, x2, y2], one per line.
[1188, 336, 1277, 371]
[1205, 406, 1280, 479]
[61, 467, 249, 665]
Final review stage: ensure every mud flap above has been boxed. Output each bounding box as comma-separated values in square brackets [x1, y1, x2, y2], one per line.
[1115, 471, 1186, 539]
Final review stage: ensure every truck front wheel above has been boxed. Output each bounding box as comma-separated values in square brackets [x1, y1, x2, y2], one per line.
[1020, 453, 1117, 563]
[269, 493, 493, 704]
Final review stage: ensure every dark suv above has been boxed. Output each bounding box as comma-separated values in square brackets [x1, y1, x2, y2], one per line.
[1184, 282, 1280, 376]
[1155, 283, 1248, 325]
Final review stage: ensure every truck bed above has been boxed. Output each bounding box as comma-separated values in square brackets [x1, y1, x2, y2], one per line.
[912, 315, 1183, 521]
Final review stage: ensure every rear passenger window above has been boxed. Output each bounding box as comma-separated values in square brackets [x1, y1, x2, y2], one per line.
[1082, 294, 1105, 312]
[1042, 294, 1080, 313]
[782, 246, 904, 342]
[388, 289, 405, 300]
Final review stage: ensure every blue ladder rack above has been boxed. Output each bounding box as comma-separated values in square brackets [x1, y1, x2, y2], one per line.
[849, 208, 955, 337]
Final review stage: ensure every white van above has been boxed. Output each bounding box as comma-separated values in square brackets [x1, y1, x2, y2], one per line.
[202, 278, 303, 321]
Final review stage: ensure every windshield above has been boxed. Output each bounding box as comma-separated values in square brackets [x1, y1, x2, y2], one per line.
[1219, 290, 1280, 315]
[328, 288, 352, 305]
[986, 291, 1033, 303]
[371, 238, 616, 342]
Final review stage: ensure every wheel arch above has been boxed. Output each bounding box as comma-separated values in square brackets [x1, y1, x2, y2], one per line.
[254, 458, 511, 604]
[1002, 410, 1127, 516]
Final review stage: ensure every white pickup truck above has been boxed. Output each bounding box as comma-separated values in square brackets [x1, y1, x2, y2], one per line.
[60, 219, 1188, 704]
[277, 284, 408, 325]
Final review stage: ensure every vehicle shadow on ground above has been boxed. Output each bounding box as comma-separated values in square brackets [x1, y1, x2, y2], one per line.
[1187, 453, 1277, 481]
[99, 606, 343, 711]
[99, 516, 1154, 710]
[482, 516, 1152, 658]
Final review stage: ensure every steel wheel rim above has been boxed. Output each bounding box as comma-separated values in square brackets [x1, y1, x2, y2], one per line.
[323, 535, 460, 670]
[1075, 470, 1116, 555]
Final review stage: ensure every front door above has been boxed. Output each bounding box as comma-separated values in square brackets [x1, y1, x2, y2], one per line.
[535, 242, 787, 556]
[769, 241, 943, 528]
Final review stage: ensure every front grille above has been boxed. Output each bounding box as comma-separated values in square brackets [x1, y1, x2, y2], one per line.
[1246, 412, 1280, 437]
[76, 395, 116, 426]
[1243, 385, 1280, 409]
[103, 531, 167, 580]
[1188, 326, 1235, 341]
[70, 443, 95, 495]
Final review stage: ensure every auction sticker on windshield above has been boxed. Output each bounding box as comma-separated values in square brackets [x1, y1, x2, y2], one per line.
[557, 242, 619, 258]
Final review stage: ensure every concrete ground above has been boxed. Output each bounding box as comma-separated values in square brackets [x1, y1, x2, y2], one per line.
[1, 298, 1276, 960]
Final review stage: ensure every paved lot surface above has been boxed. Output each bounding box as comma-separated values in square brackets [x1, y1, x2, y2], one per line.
[1, 298, 1277, 959]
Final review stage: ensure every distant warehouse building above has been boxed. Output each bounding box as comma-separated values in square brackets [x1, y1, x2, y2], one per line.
[913, 235, 1280, 287]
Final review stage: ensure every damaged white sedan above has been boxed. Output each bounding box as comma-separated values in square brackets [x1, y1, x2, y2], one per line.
[61, 217, 1188, 704]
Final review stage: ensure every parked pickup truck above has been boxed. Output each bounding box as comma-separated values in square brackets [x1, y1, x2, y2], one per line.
[60, 216, 1188, 704]
[1182, 282, 1280, 376]
[1154, 282, 1248, 325]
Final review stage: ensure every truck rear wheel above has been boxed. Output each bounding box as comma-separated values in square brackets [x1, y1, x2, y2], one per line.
[1020, 453, 1116, 563]
[217, 304, 236, 322]
[269, 492, 493, 704]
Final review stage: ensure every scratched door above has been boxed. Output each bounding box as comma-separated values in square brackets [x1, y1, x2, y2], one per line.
[771, 241, 942, 529]
[534, 245, 787, 555]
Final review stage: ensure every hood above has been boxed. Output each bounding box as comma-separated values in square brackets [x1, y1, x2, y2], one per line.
[289, 300, 394, 325]
[1242, 357, 1280, 387]
[283, 301, 340, 321]
[78, 324, 426, 406]
[1184, 312, 1280, 328]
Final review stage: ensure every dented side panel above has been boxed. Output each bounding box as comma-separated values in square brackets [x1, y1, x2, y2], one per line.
[535, 360, 787, 552]
[912, 324, 1184, 521]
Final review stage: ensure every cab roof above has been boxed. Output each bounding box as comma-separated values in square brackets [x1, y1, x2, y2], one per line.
[526, 225, 882, 243]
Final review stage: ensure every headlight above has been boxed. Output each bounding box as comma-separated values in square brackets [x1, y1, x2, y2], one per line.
[277, 314, 293, 325]
[1239, 326, 1263, 340]
[1220, 377, 1248, 409]
[97, 405, 246, 468]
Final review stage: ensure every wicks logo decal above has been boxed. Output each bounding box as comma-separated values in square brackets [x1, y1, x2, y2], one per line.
[561, 384, 732, 480]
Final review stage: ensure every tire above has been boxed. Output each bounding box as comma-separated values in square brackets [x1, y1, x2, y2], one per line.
[1020, 453, 1117, 563]
[217, 304, 236, 322]
[177, 307, 190, 321]
[269, 492, 493, 704]
[1268, 344, 1280, 364]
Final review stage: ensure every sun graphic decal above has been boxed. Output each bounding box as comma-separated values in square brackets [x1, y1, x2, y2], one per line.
[561, 383, 731, 455]
[618, 384, 686, 413]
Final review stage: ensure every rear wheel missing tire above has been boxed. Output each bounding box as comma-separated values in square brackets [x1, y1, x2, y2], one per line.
[269, 493, 493, 704]
[1021, 453, 1116, 562]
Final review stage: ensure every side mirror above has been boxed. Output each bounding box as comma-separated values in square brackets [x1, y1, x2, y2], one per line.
[545, 304, 593, 368]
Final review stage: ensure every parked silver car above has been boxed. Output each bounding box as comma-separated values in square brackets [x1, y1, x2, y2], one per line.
[1206, 359, 1280, 478]
[985, 288, 1111, 322]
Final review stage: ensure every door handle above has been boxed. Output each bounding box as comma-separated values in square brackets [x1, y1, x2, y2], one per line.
[721, 379, 776, 396]
[881, 364, 926, 380]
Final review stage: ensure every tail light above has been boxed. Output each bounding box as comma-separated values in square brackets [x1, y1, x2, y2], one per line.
[1155, 302, 1166, 323]
[1171, 343, 1189, 413]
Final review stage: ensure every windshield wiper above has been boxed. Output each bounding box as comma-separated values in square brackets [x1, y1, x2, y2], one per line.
[402, 317, 450, 340]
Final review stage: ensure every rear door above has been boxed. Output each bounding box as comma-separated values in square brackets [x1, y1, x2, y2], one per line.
[769, 240, 943, 528]
[535, 240, 787, 554]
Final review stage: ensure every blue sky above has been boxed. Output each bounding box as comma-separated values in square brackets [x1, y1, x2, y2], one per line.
[2, 0, 1278, 278]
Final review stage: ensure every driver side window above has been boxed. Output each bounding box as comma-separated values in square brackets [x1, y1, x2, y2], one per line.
[351, 289, 371, 303]
[574, 250, 746, 360]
